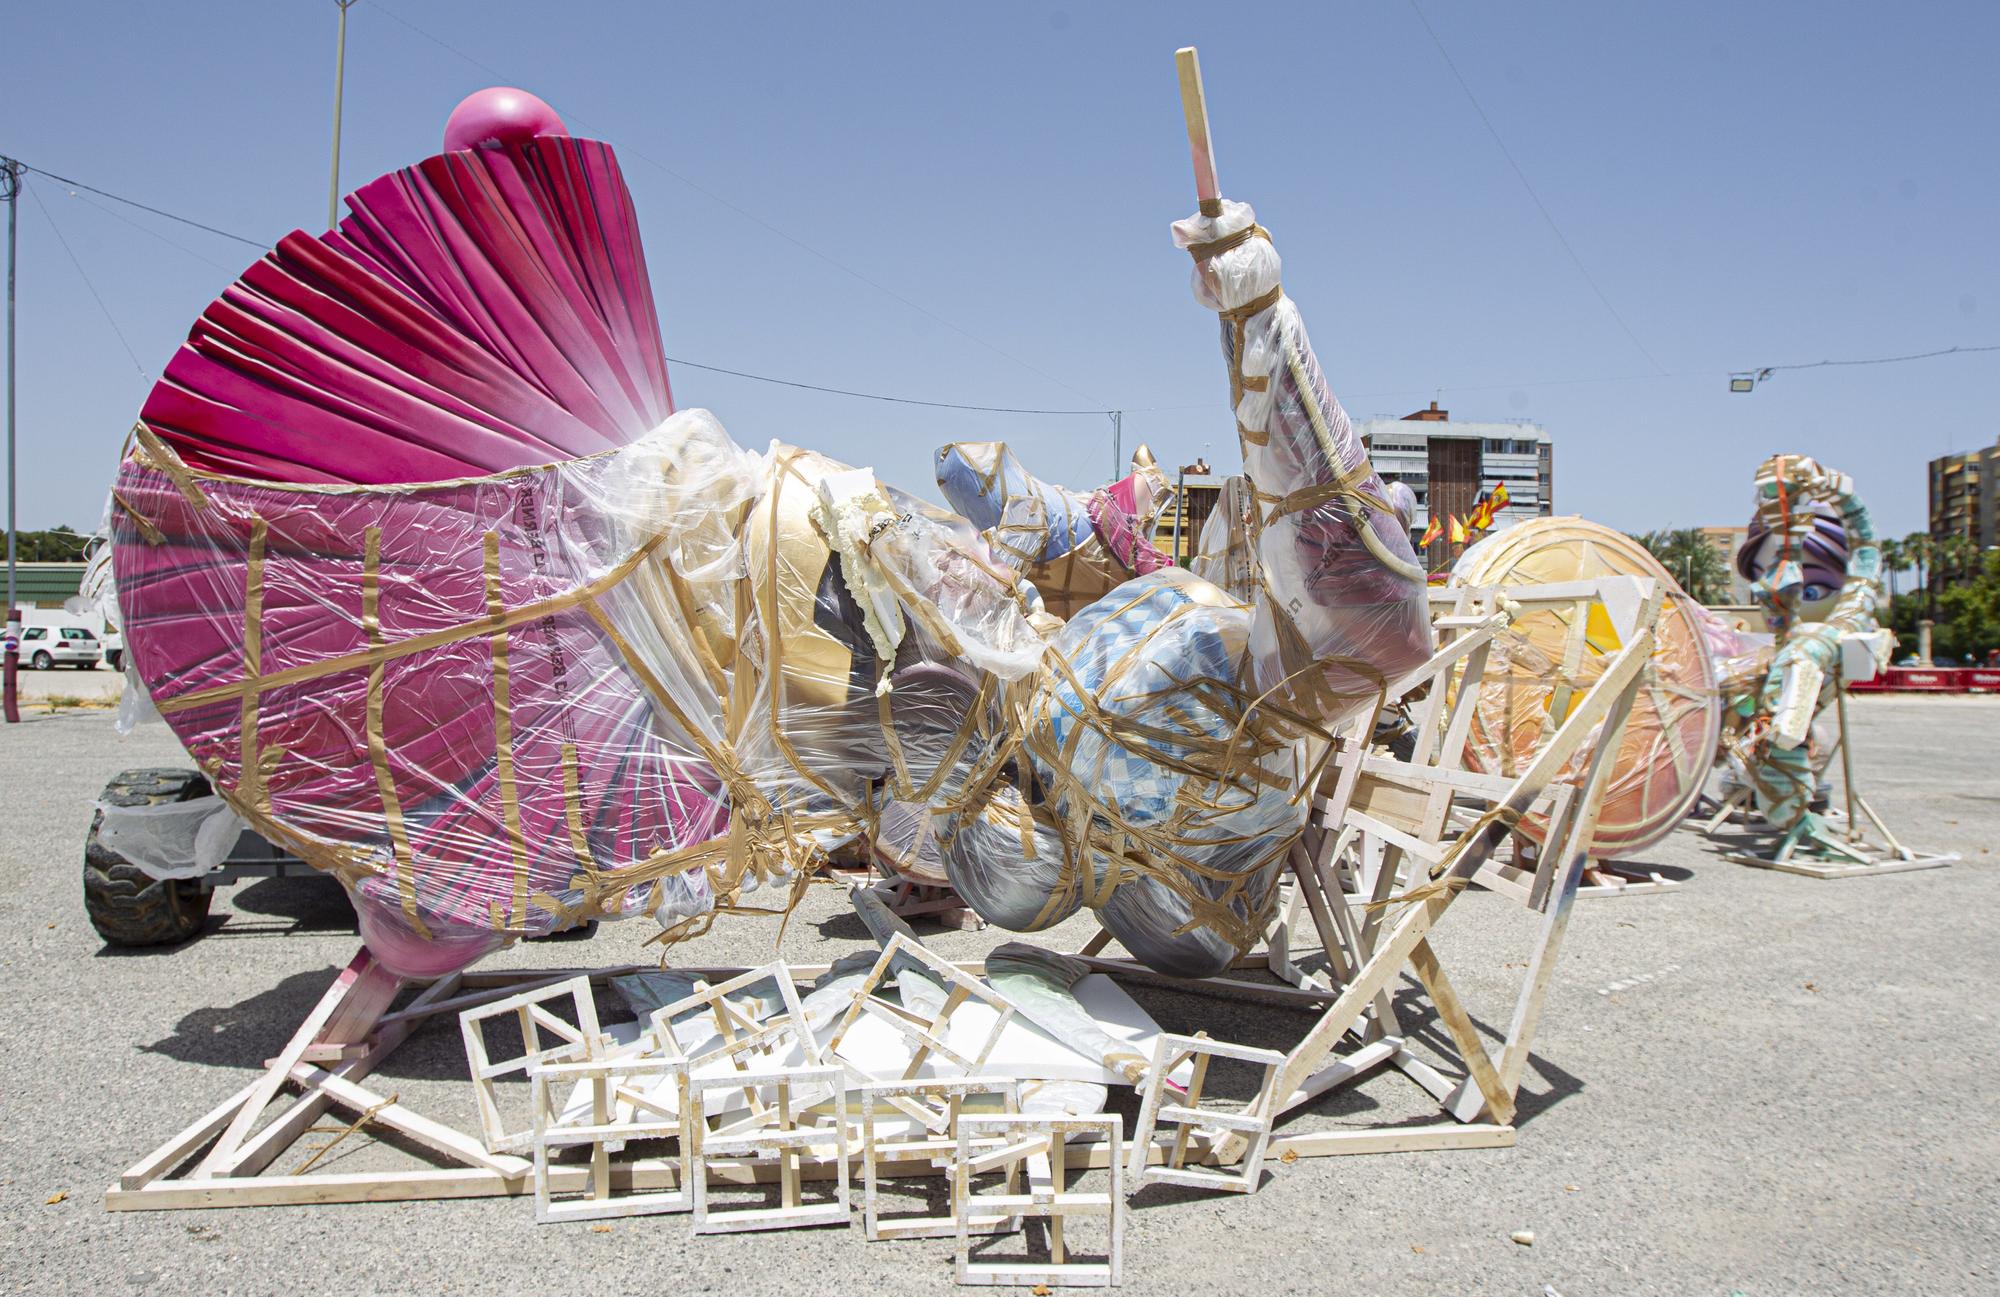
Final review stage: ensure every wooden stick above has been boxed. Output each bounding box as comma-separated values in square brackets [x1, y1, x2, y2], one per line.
[1175, 47, 1221, 211]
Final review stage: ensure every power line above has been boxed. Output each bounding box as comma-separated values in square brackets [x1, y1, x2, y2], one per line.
[370, 2, 1110, 411]
[1757, 343, 2000, 374]
[8, 156, 1151, 420]
[10, 161, 267, 250]
[19, 155, 1995, 419]
[1405, 0, 1671, 379]
[60, 188, 239, 274]
[665, 356, 1113, 414]
[27, 184, 148, 382]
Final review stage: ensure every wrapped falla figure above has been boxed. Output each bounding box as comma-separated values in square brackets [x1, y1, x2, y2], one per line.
[934, 440, 1174, 619]
[1728, 455, 1893, 841]
[105, 84, 1431, 983]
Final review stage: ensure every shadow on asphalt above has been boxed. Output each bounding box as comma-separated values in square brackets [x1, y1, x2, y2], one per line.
[136, 967, 346, 1068]
[217, 876, 359, 935]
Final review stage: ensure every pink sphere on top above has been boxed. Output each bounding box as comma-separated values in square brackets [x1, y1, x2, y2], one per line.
[443, 87, 568, 152]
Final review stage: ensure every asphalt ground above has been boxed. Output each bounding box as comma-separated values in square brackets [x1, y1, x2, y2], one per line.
[1, 695, 1994, 1296]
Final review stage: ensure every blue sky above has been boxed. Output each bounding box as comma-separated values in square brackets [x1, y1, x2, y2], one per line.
[4, 1, 1994, 539]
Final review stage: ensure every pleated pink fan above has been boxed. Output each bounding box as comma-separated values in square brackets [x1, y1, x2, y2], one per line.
[111, 90, 727, 978]
[140, 95, 669, 482]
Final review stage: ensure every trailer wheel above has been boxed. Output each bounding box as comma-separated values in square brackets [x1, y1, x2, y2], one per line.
[84, 768, 216, 948]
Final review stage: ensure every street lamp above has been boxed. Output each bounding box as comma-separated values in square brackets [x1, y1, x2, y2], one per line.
[3, 156, 19, 724]
[328, 0, 360, 229]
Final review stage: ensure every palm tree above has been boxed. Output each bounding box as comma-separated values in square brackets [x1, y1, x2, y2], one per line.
[1939, 533, 1978, 588]
[1877, 536, 1904, 600]
[1629, 528, 1730, 604]
[1904, 532, 1935, 615]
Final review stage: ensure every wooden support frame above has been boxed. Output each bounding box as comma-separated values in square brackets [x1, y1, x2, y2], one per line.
[858, 1077, 1021, 1241]
[954, 1114, 1123, 1288]
[1127, 1032, 1284, 1194]
[864, 876, 986, 931]
[459, 976, 607, 1155]
[687, 1064, 852, 1235]
[1196, 577, 1662, 1166]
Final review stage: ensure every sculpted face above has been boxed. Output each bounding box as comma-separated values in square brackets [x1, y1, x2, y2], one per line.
[1744, 533, 1845, 621]
[1737, 501, 1849, 623]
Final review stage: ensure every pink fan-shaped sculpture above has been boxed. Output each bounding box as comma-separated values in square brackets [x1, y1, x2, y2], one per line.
[111, 92, 725, 978]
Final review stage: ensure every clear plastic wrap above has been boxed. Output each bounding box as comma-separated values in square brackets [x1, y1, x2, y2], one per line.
[924, 567, 1324, 977]
[1187, 474, 1259, 601]
[934, 441, 1173, 619]
[104, 95, 1458, 986]
[1451, 517, 1723, 859]
[1170, 201, 1432, 722]
[111, 408, 1055, 979]
[94, 796, 246, 880]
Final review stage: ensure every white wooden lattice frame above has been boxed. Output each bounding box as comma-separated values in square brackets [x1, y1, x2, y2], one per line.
[529, 1053, 691, 1223]
[459, 975, 608, 1155]
[953, 1113, 1124, 1288]
[1126, 1032, 1285, 1194]
[858, 1076, 1021, 1241]
[646, 961, 822, 1132]
[687, 1064, 852, 1234]
[825, 931, 1019, 1085]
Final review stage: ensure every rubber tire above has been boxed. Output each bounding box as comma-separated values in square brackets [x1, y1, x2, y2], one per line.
[84, 768, 216, 948]
[31, 650, 52, 671]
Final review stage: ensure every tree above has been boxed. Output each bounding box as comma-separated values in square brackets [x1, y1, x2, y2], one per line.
[1902, 532, 1935, 615]
[1934, 549, 2000, 663]
[1938, 532, 1979, 587]
[1629, 528, 1731, 604]
[10, 525, 89, 562]
[1877, 536, 1904, 600]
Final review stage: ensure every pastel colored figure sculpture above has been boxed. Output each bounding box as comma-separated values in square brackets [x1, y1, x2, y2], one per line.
[1729, 457, 1889, 837]
[107, 88, 1433, 981]
[935, 442, 1173, 618]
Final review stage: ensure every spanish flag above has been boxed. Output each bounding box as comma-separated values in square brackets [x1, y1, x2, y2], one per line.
[1448, 514, 1467, 546]
[1419, 516, 1443, 548]
[1489, 482, 1511, 512]
[1466, 497, 1494, 534]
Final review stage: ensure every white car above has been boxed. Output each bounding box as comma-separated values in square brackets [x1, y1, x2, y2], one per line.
[19, 625, 105, 670]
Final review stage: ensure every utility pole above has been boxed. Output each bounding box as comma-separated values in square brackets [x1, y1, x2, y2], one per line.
[4, 156, 20, 724]
[1171, 465, 1187, 567]
[328, 0, 360, 229]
